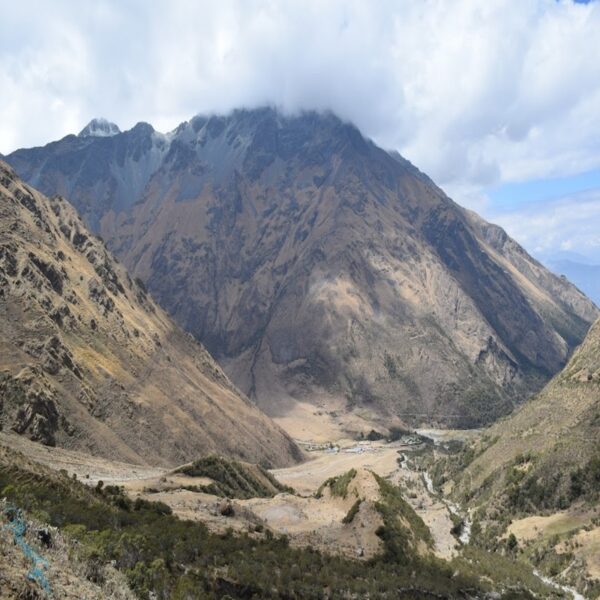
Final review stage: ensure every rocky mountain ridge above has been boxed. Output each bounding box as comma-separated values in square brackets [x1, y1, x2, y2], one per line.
[0, 160, 301, 467]
[6, 108, 599, 429]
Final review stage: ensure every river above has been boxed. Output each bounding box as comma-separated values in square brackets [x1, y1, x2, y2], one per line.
[422, 471, 472, 544]
[420, 469, 586, 599]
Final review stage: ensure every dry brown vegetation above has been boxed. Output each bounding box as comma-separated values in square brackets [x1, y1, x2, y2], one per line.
[0, 160, 301, 468]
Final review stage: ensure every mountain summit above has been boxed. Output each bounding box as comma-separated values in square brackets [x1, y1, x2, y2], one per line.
[78, 117, 121, 138]
[6, 108, 598, 430]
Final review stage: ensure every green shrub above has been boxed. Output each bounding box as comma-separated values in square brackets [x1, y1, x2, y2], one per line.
[372, 473, 433, 562]
[176, 455, 292, 499]
[570, 454, 600, 501]
[0, 457, 552, 599]
[342, 499, 362, 524]
[315, 468, 356, 499]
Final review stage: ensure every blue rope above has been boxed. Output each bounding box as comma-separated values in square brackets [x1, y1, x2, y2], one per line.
[2, 504, 52, 596]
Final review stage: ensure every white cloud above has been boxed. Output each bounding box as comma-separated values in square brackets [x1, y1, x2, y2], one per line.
[489, 187, 600, 263]
[0, 0, 599, 195]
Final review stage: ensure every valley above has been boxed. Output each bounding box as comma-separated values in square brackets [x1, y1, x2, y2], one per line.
[1, 115, 598, 599]
[0, 427, 458, 561]
[2, 2, 599, 598]
[4, 418, 595, 598]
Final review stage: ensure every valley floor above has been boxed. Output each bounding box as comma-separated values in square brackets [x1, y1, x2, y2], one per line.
[0, 428, 469, 563]
[2, 421, 597, 599]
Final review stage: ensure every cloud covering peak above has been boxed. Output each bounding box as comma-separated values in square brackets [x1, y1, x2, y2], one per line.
[1, 0, 599, 193]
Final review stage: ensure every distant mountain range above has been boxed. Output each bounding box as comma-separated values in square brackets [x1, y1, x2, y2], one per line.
[541, 254, 600, 307]
[5, 108, 598, 429]
[0, 160, 301, 467]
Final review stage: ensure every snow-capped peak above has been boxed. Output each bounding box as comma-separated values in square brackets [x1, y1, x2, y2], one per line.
[78, 118, 121, 138]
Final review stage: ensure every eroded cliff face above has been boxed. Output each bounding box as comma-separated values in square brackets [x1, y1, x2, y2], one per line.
[0, 160, 301, 467]
[7, 109, 598, 427]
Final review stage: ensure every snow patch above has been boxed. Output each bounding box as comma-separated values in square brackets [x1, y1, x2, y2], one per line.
[78, 118, 121, 138]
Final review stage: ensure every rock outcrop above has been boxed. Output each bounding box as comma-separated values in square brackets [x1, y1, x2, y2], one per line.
[0, 160, 301, 467]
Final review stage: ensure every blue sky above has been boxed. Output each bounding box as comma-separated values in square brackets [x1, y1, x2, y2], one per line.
[482, 168, 600, 263]
[488, 169, 600, 211]
[484, 175, 600, 263]
[1, 0, 599, 263]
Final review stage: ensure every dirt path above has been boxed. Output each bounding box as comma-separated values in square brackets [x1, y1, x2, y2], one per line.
[0, 432, 165, 484]
[386, 458, 459, 559]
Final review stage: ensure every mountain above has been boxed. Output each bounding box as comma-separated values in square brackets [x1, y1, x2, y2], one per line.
[78, 117, 121, 138]
[442, 319, 599, 587]
[6, 108, 599, 429]
[450, 315, 599, 511]
[0, 160, 301, 467]
[442, 317, 600, 597]
[7, 120, 170, 232]
[545, 258, 600, 307]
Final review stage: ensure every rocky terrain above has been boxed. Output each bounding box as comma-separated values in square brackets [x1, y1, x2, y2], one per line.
[0, 428, 563, 599]
[0, 444, 136, 600]
[0, 160, 301, 467]
[436, 317, 600, 598]
[451, 316, 599, 510]
[6, 109, 598, 430]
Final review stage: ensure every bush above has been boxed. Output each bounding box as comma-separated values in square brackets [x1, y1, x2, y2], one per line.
[0, 457, 544, 599]
[342, 499, 362, 524]
[570, 455, 600, 501]
[366, 429, 385, 441]
[315, 469, 356, 499]
[176, 455, 291, 499]
[372, 474, 433, 562]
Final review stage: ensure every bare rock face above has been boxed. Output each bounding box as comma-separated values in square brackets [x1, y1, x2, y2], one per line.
[6, 109, 599, 429]
[0, 161, 301, 467]
[0, 369, 59, 445]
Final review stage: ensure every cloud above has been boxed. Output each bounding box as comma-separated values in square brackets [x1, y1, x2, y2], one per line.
[489, 187, 600, 262]
[1, 0, 599, 195]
